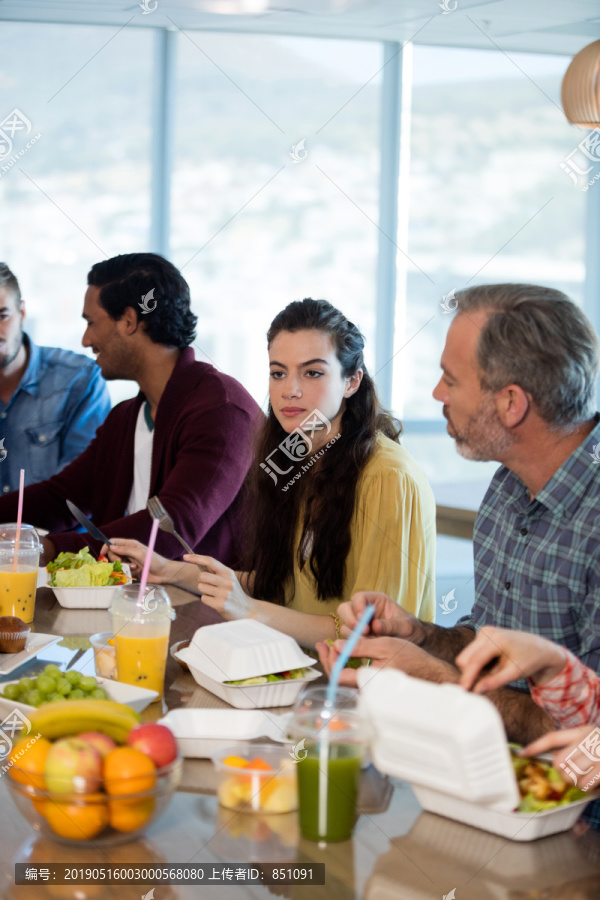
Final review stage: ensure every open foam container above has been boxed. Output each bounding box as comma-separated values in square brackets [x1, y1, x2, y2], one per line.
[356, 668, 592, 841]
[176, 620, 320, 709]
[159, 708, 292, 757]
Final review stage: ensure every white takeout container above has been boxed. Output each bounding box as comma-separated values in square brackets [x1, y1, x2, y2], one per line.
[158, 708, 293, 757]
[356, 668, 591, 841]
[176, 620, 320, 709]
[0, 675, 158, 717]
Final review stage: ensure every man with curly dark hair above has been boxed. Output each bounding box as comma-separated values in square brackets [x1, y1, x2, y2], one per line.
[0, 253, 260, 567]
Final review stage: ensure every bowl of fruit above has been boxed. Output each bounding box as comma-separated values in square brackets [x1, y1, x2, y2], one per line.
[5, 699, 182, 845]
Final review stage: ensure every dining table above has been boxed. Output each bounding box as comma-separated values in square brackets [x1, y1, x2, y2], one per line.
[2, 582, 600, 900]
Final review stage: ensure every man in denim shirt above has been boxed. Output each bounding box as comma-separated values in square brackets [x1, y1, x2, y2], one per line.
[0, 264, 111, 490]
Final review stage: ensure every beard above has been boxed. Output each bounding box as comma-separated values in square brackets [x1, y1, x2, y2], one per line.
[444, 396, 515, 462]
[0, 327, 24, 370]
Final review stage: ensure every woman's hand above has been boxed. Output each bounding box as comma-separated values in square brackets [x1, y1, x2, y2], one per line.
[522, 724, 600, 793]
[338, 591, 427, 644]
[184, 554, 256, 620]
[102, 539, 172, 584]
[456, 626, 567, 693]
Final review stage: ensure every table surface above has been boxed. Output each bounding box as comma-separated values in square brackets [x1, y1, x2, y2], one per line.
[2, 586, 600, 900]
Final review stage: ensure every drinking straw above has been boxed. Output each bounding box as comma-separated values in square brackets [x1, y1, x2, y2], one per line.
[13, 468, 25, 572]
[137, 517, 160, 608]
[318, 603, 375, 839]
[325, 603, 375, 707]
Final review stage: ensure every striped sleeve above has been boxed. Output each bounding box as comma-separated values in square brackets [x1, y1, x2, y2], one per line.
[529, 649, 600, 728]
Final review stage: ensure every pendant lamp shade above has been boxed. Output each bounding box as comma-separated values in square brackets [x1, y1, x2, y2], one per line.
[562, 39, 600, 127]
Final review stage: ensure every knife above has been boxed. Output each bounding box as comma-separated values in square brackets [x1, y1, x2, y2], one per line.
[66, 500, 112, 550]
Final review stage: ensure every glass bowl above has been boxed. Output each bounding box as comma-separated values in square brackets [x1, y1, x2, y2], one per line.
[6, 752, 182, 846]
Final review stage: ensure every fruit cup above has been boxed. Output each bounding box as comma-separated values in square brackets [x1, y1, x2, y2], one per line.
[110, 586, 175, 700]
[90, 632, 117, 680]
[0, 523, 41, 624]
[212, 743, 298, 814]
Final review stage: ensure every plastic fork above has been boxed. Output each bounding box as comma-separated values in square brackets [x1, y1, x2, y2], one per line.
[146, 495, 207, 571]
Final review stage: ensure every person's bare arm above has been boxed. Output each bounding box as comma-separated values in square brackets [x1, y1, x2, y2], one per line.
[417, 621, 476, 662]
[485, 686, 557, 745]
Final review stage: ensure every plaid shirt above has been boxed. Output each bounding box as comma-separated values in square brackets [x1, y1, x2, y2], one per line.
[530, 648, 600, 728]
[459, 414, 600, 677]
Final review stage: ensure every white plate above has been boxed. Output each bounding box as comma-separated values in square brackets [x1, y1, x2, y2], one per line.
[0, 675, 158, 717]
[0, 633, 61, 676]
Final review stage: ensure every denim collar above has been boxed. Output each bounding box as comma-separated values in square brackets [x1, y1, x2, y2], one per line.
[17, 334, 42, 398]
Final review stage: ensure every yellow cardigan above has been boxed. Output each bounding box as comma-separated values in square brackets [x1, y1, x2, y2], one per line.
[284, 433, 436, 623]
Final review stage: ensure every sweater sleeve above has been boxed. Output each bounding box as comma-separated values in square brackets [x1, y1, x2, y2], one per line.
[51, 400, 257, 559]
[348, 467, 436, 622]
[529, 648, 600, 728]
[0, 424, 103, 536]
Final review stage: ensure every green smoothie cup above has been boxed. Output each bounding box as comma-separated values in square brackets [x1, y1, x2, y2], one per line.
[289, 707, 369, 843]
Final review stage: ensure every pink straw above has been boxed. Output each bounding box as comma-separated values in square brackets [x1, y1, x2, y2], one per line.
[137, 517, 160, 608]
[13, 468, 25, 571]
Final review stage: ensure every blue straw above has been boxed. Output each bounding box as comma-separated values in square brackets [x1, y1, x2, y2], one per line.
[325, 604, 375, 706]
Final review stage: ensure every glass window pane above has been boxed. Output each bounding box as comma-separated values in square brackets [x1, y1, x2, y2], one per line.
[0, 23, 153, 405]
[396, 46, 585, 484]
[171, 33, 382, 404]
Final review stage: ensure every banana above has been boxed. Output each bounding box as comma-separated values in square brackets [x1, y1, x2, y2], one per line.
[30, 699, 140, 744]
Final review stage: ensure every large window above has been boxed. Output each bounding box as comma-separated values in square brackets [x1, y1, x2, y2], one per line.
[396, 46, 586, 485]
[0, 23, 153, 405]
[171, 34, 382, 403]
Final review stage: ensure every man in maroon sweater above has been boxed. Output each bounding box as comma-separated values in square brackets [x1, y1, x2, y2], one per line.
[0, 253, 261, 566]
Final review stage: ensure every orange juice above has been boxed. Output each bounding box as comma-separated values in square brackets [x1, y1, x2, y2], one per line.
[114, 633, 169, 698]
[0, 566, 38, 623]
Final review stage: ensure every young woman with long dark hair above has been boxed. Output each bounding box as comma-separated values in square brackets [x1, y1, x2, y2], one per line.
[107, 299, 436, 647]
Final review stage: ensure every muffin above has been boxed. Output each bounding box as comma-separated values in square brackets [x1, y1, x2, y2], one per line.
[0, 616, 30, 653]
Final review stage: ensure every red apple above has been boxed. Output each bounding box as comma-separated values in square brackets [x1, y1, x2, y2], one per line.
[45, 738, 103, 793]
[78, 732, 117, 759]
[126, 724, 178, 768]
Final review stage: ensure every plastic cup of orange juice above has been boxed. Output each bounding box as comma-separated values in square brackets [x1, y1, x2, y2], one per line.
[0, 523, 41, 624]
[110, 585, 175, 700]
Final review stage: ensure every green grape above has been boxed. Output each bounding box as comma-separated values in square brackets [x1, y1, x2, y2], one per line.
[65, 670, 81, 686]
[90, 688, 108, 700]
[43, 664, 61, 677]
[2, 683, 20, 701]
[45, 692, 60, 703]
[24, 690, 42, 707]
[68, 689, 85, 700]
[18, 677, 34, 693]
[79, 676, 98, 692]
[55, 678, 71, 695]
[35, 675, 55, 695]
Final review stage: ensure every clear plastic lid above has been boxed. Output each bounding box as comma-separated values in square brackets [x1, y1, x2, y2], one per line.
[109, 584, 175, 621]
[0, 523, 41, 551]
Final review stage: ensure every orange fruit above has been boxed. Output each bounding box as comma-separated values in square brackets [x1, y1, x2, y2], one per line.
[8, 736, 51, 789]
[223, 755, 248, 768]
[109, 797, 155, 832]
[43, 794, 109, 840]
[104, 747, 156, 795]
[247, 757, 272, 771]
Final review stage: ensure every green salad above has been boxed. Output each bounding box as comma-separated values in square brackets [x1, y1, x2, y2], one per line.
[224, 667, 309, 686]
[512, 750, 587, 812]
[47, 548, 129, 588]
